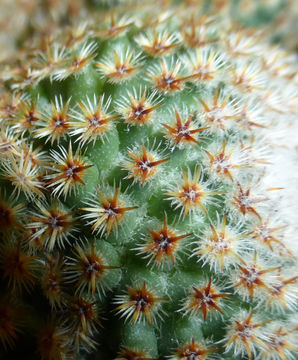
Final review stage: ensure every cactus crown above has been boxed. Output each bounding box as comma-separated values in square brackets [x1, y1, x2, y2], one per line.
[0, 0, 297, 359]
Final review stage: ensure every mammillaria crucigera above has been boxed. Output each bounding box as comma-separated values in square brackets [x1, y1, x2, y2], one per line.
[0, 0, 297, 359]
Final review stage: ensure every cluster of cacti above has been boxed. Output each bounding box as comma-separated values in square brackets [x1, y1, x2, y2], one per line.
[0, 0, 297, 359]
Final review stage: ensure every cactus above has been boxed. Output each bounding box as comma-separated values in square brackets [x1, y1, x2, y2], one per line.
[0, 0, 297, 359]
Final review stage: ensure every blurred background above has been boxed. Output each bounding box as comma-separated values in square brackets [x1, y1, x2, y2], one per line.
[0, 0, 297, 64]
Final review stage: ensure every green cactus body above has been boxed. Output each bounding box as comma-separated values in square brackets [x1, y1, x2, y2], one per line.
[0, 1, 297, 359]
